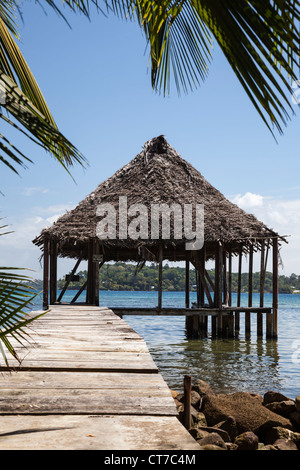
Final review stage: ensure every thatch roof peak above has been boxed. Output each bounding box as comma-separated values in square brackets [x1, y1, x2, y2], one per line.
[33, 136, 284, 261]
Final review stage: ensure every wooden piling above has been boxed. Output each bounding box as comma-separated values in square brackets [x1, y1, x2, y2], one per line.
[272, 237, 279, 339]
[158, 244, 163, 310]
[182, 375, 192, 430]
[257, 241, 265, 337]
[235, 248, 242, 335]
[49, 240, 57, 305]
[246, 244, 253, 337]
[43, 239, 49, 310]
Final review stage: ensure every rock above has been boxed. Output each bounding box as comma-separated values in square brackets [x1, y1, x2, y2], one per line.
[273, 439, 298, 450]
[190, 390, 201, 409]
[259, 444, 278, 450]
[214, 416, 238, 441]
[295, 395, 300, 413]
[263, 391, 291, 405]
[197, 432, 227, 450]
[176, 390, 201, 409]
[201, 391, 293, 441]
[196, 426, 230, 443]
[170, 390, 179, 399]
[290, 410, 300, 426]
[192, 412, 207, 427]
[234, 431, 259, 450]
[192, 379, 214, 397]
[189, 428, 210, 441]
[200, 444, 225, 450]
[265, 426, 300, 449]
[264, 400, 296, 418]
[226, 443, 238, 451]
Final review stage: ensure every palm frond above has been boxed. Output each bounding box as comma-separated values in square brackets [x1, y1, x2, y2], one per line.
[108, 0, 300, 134]
[0, 12, 87, 175]
[0, 223, 46, 366]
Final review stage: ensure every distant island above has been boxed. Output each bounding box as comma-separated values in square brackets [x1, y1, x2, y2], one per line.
[31, 262, 300, 294]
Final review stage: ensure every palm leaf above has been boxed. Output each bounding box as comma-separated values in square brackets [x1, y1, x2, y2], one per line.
[0, 222, 46, 366]
[108, 0, 300, 135]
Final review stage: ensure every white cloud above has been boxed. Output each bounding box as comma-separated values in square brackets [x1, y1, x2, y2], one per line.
[231, 192, 264, 209]
[0, 202, 75, 277]
[22, 187, 49, 197]
[228, 192, 300, 275]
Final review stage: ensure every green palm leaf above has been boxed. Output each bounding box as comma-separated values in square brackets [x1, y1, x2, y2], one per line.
[108, 0, 300, 135]
[0, 222, 46, 366]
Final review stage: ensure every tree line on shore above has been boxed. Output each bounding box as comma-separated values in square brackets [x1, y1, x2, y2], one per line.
[33, 262, 300, 294]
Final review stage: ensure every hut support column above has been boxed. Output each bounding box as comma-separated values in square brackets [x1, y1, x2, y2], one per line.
[49, 240, 57, 305]
[87, 240, 95, 305]
[185, 254, 193, 337]
[272, 238, 279, 339]
[235, 248, 242, 336]
[43, 239, 49, 310]
[158, 244, 163, 310]
[198, 248, 207, 337]
[215, 243, 223, 337]
[246, 245, 253, 337]
[258, 241, 265, 337]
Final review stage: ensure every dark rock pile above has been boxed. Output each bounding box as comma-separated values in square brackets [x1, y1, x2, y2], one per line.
[172, 380, 300, 450]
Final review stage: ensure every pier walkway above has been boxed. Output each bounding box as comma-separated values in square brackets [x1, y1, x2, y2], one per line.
[0, 305, 199, 450]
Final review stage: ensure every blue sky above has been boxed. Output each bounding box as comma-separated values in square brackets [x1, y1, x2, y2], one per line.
[1, 2, 300, 278]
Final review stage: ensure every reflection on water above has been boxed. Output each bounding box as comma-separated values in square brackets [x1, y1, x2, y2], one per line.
[149, 336, 281, 396]
[125, 314, 283, 397]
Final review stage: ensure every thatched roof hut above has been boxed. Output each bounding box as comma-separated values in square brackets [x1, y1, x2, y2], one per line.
[33, 135, 283, 262]
[34, 136, 284, 339]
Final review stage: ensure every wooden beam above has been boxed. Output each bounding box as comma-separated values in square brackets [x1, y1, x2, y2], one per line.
[158, 244, 163, 310]
[182, 375, 192, 430]
[257, 241, 265, 337]
[246, 244, 253, 337]
[185, 255, 190, 309]
[49, 240, 57, 305]
[215, 243, 223, 336]
[43, 239, 49, 310]
[71, 280, 87, 304]
[87, 240, 94, 305]
[235, 247, 242, 334]
[57, 258, 82, 303]
[272, 237, 279, 339]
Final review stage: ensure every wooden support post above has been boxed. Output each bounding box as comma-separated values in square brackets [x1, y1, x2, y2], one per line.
[235, 247, 242, 335]
[272, 237, 279, 339]
[246, 244, 253, 337]
[43, 239, 49, 310]
[257, 241, 265, 337]
[215, 243, 223, 337]
[198, 248, 207, 336]
[93, 240, 100, 307]
[49, 240, 58, 305]
[158, 244, 163, 310]
[227, 250, 234, 337]
[185, 256, 190, 309]
[182, 375, 192, 430]
[87, 240, 94, 304]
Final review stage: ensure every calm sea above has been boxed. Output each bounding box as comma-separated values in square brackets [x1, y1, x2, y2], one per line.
[33, 291, 300, 399]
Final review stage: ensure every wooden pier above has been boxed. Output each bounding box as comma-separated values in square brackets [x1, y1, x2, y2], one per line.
[0, 305, 199, 450]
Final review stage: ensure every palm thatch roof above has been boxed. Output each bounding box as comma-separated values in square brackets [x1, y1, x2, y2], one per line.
[33, 136, 285, 262]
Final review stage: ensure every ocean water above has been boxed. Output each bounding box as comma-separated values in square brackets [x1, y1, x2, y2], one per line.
[33, 290, 300, 399]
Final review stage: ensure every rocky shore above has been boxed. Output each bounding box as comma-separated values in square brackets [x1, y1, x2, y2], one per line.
[172, 380, 300, 450]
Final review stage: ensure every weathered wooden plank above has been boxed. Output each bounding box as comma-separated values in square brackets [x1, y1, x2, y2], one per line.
[0, 371, 169, 390]
[0, 389, 177, 415]
[0, 415, 201, 450]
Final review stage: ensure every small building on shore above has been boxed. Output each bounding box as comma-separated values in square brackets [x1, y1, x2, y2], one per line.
[33, 136, 286, 339]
